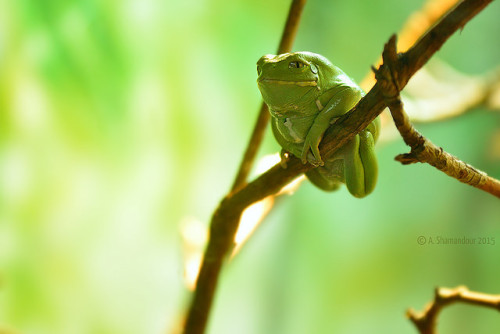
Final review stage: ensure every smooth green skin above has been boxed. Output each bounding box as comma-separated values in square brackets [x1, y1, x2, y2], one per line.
[256, 52, 380, 198]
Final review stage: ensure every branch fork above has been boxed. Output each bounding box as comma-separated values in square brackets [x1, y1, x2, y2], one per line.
[407, 286, 500, 334]
[373, 34, 500, 198]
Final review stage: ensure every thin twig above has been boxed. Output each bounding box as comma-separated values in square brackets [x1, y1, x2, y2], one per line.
[183, 1, 307, 333]
[375, 36, 500, 198]
[182, 0, 495, 333]
[407, 286, 500, 334]
[231, 0, 307, 193]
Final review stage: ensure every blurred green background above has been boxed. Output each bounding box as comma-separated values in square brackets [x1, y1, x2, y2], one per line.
[1, 0, 499, 333]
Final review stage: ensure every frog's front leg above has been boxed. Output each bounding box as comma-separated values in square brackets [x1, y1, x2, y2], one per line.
[343, 129, 378, 198]
[300, 112, 334, 166]
[301, 87, 361, 166]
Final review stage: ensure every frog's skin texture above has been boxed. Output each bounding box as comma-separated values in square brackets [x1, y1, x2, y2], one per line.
[256, 52, 380, 198]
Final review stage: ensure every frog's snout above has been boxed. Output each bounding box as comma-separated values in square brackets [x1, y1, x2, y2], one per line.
[258, 54, 275, 63]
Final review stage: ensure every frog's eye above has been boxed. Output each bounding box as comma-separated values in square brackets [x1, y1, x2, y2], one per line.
[310, 63, 318, 74]
[289, 61, 306, 69]
[257, 65, 262, 75]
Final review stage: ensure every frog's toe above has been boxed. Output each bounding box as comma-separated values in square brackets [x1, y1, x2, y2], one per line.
[300, 148, 309, 164]
[310, 144, 323, 165]
[279, 150, 290, 169]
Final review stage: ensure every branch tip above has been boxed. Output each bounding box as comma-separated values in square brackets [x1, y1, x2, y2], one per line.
[375, 26, 500, 198]
[409, 286, 500, 334]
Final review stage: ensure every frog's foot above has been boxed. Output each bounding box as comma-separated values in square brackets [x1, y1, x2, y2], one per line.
[279, 149, 291, 169]
[304, 151, 323, 167]
[301, 133, 324, 166]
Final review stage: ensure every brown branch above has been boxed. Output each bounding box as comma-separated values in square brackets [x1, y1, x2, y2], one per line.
[183, 1, 307, 333]
[182, 0, 495, 333]
[231, 0, 307, 193]
[375, 36, 500, 199]
[407, 286, 500, 334]
[375, 62, 500, 147]
[377, 62, 500, 146]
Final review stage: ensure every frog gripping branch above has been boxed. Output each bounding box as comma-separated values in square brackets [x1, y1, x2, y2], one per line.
[184, 2, 499, 333]
[257, 52, 380, 197]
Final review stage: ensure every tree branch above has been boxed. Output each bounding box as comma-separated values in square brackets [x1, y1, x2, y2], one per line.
[182, 0, 495, 333]
[183, 1, 307, 333]
[375, 35, 500, 198]
[231, 0, 307, 193]
[407, 286, 500, 334]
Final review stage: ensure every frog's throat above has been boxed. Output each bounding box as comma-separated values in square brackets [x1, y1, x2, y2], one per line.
[259, 79, 317, 87]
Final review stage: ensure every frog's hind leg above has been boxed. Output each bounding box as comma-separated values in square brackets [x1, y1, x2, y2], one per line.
[343, 130, 378, 198]
[306, 167, 341, 192]
[343, 134, 365, 197]
[358, 129, 378, 195]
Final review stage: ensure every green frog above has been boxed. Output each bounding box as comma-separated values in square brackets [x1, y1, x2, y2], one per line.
[257, 52, 379, 198]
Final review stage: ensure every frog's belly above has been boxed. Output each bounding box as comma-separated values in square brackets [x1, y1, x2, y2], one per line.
[275, 117, 306, 143]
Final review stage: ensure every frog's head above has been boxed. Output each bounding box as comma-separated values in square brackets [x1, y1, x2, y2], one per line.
[256, 52, 335, 116]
